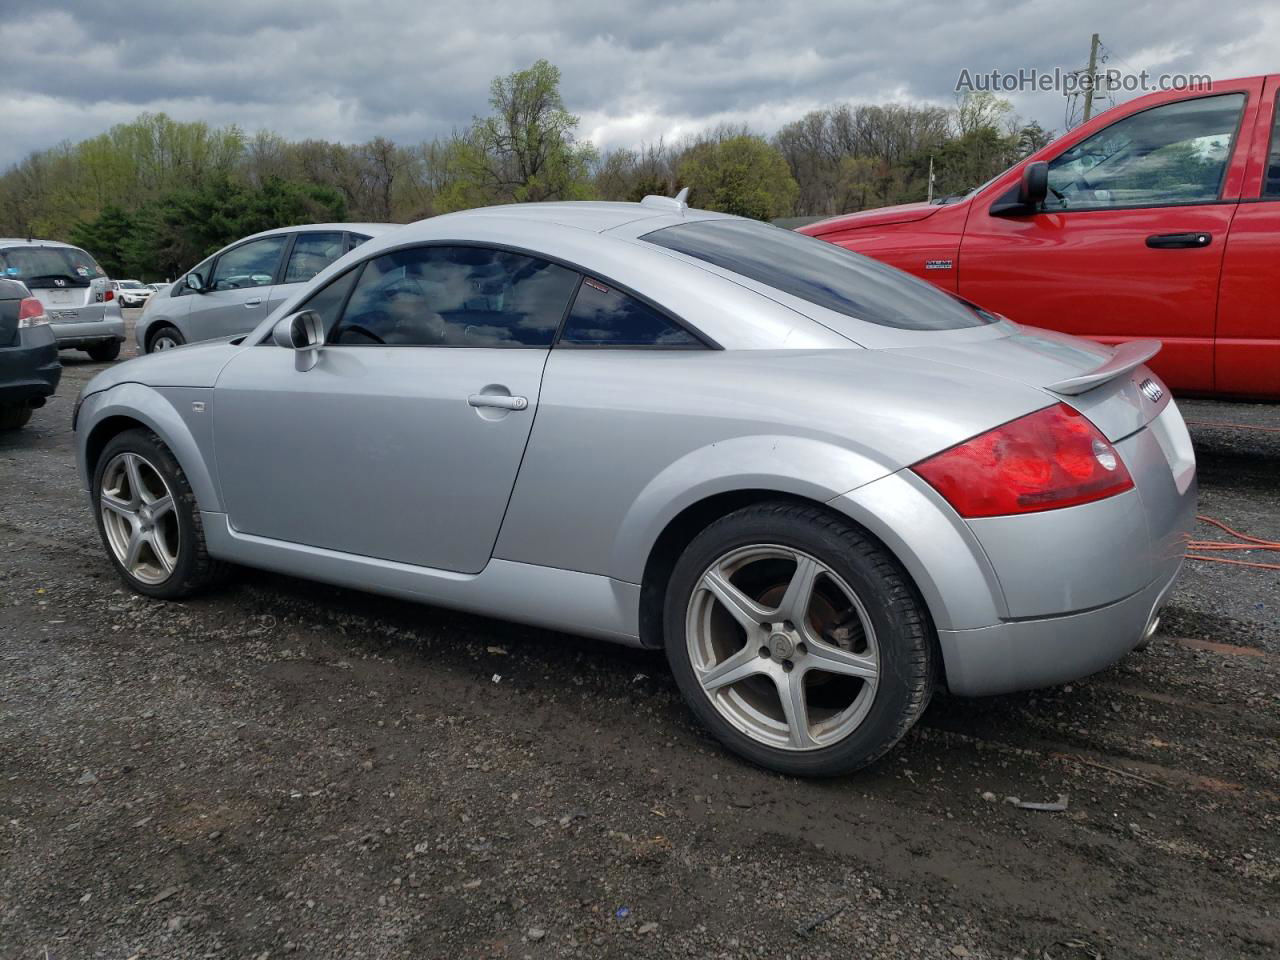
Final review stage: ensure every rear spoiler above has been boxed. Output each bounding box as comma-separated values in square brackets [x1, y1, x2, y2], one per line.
[1047, 339, 1161, 396]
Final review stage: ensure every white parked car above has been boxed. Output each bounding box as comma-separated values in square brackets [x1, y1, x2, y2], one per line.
[113, 280, 152, 308]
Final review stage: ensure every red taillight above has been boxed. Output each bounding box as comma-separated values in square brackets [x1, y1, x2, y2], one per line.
[17, 297, 49, 328]
[912, 403, 1133, 518]
[104, 288, 114, 301]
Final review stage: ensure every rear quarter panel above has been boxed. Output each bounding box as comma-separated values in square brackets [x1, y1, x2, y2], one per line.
[494, 347, 1049, 586]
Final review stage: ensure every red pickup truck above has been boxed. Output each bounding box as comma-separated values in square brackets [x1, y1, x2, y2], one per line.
[799, 74, 1280, 399]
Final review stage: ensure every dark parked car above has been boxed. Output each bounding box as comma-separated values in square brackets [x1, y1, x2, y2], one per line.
[0, 278, 61, 430]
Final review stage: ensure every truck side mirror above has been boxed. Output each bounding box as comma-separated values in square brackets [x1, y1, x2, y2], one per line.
[990, 161, 1049, 217]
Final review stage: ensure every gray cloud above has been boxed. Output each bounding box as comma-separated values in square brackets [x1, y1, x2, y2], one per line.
[0, 0, 1273, 168]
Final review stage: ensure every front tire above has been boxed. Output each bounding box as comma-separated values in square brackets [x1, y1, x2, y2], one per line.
[664, 502, 934, 777]
[86, 340, 121, 362]
[92, 429, 227, 600]
[147, 326, 185, 353]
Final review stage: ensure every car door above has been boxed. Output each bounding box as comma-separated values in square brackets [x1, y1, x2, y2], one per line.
[957, 84, 1260, 393]
[184, 234, 287, 343]
[211, 243, 581, 574]
[1215, 76, 1280, 398]
[266, 230, 348, 313]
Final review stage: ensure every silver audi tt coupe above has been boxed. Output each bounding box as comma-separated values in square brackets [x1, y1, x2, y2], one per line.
[73, 197, 1196, 776]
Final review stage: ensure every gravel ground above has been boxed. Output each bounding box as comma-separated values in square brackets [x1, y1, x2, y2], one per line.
[1, 315, 1277, 959]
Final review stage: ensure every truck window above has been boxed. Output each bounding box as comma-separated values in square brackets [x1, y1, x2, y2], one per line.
[1045, 93, 1245, 210]
[1264, 93, 1280, 198]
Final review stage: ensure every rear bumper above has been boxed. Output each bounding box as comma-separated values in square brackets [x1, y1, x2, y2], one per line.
[939, 561, 1181, 695]
[940, 402, 1197, 696]
[0, 326, 61, 405]
[51, 316, 125, 349]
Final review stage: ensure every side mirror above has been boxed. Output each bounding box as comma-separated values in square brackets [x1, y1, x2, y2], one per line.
[185, 272, 205, 293]
[990, 161, 1049, 217]
[272, 309, 325, 371]
[1018, 161, 1049, 207]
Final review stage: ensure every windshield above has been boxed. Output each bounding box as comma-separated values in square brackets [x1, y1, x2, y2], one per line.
[118, 280, 144, 289]
[0, 245, 105, 286]
[642, 218, 996, 331]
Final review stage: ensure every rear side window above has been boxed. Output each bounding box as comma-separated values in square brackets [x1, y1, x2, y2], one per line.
[329, 245, 578, 347]
[643, 219, 993, 330]
[560, 278, 701, 347]
[284, 232, 345, 283]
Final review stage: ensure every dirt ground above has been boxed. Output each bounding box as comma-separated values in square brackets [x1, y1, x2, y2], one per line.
[2, 313, 1277, 960]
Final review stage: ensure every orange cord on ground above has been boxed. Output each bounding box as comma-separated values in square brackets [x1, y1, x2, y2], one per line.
[1187, 515, 1280, 571]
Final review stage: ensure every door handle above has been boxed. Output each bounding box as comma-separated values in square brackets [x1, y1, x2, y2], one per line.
[1146, 232, 1212, 249]
[468, 394, 528, 411]
[244, 297, 264, 307]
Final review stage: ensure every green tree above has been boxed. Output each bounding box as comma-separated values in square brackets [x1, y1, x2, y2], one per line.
[677, 135, 799, 220]
[447, 59, 597, 207]
[68, 205, 135, 277]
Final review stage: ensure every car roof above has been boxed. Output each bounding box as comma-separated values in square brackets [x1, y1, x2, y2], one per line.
[0, 238, 86, 249]
[428, 200, 734, 235]
[235, 222, 401, 244]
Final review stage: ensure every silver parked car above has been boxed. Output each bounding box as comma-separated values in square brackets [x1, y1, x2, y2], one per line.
[0, 240, 125, 360]
[136, 223, 397, 353]
[73, 198, 1196, 776]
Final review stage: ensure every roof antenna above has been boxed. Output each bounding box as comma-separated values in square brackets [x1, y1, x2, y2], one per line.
[640, 186, 690, 215]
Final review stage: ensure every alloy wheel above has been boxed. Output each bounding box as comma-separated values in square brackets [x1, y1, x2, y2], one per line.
[99, 452, 179, 585]
[685, 544, 880, 750]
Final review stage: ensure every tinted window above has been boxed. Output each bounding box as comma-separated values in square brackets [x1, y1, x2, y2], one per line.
[1265, 93, 1280, 198]
[560, 278, 700, 346]
[1046, 94, 1244, 209]
[210, 235, 286, 291]
[643, 219, 993, 331]
[284, 232, 345, 283]
[348, 233, 371, 249]
[330, 246, 578, 347]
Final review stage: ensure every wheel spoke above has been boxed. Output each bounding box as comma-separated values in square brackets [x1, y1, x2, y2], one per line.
[101, 491, 137, 519]
[123, 454, 145, 504]
[701, 568, 771, 633]
[804, 637, 878, 681]
[700, 644, 768, 691]
[124, 529, 145, 570]
[150, 532, 176, 574]
[776, 672, 814, 748]
[777, 554, 820, 624]
[149, 494, 174, 520]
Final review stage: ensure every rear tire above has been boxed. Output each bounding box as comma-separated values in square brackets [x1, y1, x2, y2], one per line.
[86, 341, 121, 362]
[664, 501, 934, 777]
[0, 404, 33, 430]
[146, 326, 185, 353]
[91, 428, 229, 600]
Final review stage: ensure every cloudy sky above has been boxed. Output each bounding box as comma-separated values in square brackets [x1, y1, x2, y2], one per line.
[1, 0, 1275, 168]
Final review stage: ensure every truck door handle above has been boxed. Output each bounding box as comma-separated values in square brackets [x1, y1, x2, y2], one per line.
[1146, 232, 1212, 249]
[244, 297, 263, 307]
[468, 394, 528, 411]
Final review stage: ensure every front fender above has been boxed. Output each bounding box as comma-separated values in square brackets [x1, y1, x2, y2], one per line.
[609, 434, 891, 582]
[75, 383, 220, 511]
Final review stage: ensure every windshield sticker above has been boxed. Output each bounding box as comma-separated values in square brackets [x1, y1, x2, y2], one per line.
[5, 267, 18, 276]
[584, 278, 609, 293]
[76, 266, 90, 276]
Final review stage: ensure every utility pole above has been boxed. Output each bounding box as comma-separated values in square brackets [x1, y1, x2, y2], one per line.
[1082, 32, 1101, 122]
[927, 156, 935, 203]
